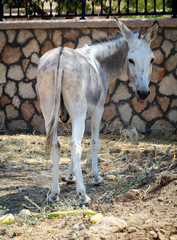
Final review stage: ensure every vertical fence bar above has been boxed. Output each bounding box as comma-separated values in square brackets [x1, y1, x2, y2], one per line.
[33, 1, 36, 16]
[50, 1, 52, 16]
[74, 0, 77, 15]
[144, 0, 147, 14]
[80, 0, 86, 19]
[25, 0, 28, 18]
[109, 0, 112, 15]
[172, 0, 177, 17]
[66, 0, 69, 16]
[163, 0, 165, 13]
[154, 0, 156, 13]
[9, 3, 12, 16]
[0, 0, 3, 21]
[100, 0, 103, 15]
[118, 0, 121, 14]
[41, 1, 44, 16]
[57, 0, 61, 16]
[17, 1, 20, 17]
[127, 0, 129, 14]
[92, 0, 94, 15]
[136, 0, 138, 14]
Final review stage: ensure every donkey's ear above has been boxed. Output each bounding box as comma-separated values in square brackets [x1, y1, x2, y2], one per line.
[143, 21, 159, 44]
[114, 17, 134, 42]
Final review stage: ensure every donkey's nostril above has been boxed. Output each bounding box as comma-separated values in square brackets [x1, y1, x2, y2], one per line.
[137, 90, 150, 100]
[137, 90, 141, 96]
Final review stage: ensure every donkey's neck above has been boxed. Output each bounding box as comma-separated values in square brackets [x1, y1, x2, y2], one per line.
[87, 37, 129, 83]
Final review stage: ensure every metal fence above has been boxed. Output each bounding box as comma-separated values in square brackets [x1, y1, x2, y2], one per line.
[0, 0, 177, 20]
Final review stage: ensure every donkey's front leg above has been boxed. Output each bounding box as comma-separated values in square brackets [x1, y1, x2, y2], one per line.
[48, 132, 61, 203]
[91, 107, 104, 185]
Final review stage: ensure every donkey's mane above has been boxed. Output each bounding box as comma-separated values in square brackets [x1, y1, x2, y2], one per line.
[90, 32, 121, 47]
[89, 30, 141, 48]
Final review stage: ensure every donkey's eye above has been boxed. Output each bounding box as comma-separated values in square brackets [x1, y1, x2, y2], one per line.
[150, 58, 155, 64]
[128, 59, 135, 65]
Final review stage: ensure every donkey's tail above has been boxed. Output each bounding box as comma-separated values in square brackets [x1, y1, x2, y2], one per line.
[46, 47, 63, 154]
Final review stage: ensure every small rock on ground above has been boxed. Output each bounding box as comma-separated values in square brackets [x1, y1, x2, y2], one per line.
[19, 209, 31, 218]
[89, 216, 127, 237]
[106, 175, 116, 181]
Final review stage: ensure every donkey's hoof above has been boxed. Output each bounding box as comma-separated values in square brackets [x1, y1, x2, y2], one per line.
[66, 176, 76, 184]
[93, 176, 103, 186]
[48, 193, 60, 203]
[79, 195, 91, 205]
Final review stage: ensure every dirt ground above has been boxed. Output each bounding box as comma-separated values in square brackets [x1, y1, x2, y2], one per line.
[0, 133, 177, 240]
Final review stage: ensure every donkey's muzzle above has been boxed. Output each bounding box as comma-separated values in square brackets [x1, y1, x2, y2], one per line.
[136, 89, 150, 101]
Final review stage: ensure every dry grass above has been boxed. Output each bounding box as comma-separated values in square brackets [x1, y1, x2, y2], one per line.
[0, 133, 177, 239]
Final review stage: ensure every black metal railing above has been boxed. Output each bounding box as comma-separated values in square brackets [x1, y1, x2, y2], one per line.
[0, 0, 176, 21]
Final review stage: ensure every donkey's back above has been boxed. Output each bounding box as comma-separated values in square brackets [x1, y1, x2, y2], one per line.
[37, 46, 107, 126]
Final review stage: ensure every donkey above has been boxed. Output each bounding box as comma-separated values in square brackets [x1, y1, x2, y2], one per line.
[37, 18, 159, 204]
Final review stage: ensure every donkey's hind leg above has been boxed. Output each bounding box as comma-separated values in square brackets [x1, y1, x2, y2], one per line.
[90, 106, 104, 185]
[47, 131, 61, 203]
[70, 116, 90, 204]
[41, 110, 61, 203]
[39, 95, 61, 203]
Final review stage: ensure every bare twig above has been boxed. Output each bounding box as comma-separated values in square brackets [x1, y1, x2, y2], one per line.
[24, 196, 41, 212]
[167, 150, 176, 171]
[22, 203, 35, 209]
[91, 195, 105, 216]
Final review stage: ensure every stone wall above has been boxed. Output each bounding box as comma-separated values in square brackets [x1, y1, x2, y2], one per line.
[0, 18, 177, 135]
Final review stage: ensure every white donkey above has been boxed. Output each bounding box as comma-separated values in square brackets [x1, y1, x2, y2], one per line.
[37, 18, 159, 204]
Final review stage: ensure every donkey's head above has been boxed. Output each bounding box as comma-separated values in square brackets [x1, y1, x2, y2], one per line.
[115, 18, 159, 103]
